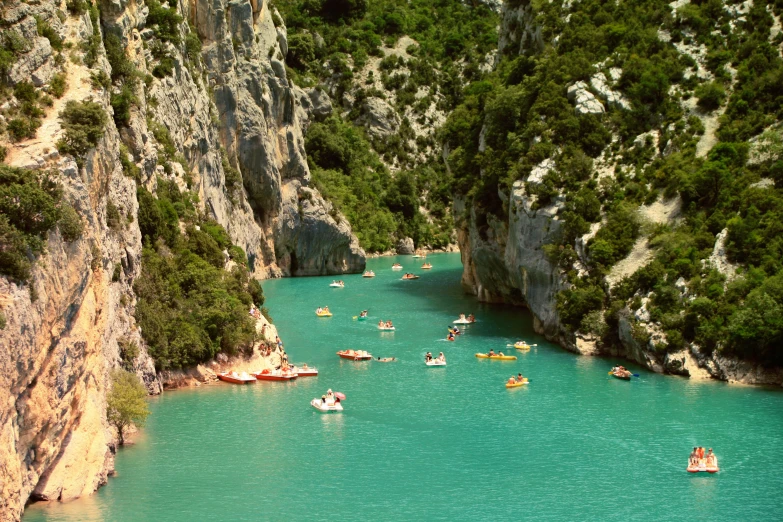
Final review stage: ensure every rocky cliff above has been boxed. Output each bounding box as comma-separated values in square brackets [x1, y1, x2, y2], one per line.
[453, 0, 783, 386]
[0, 0, 364, 519]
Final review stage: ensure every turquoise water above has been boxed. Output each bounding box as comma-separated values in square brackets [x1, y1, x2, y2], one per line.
[26, 254, 783, 521]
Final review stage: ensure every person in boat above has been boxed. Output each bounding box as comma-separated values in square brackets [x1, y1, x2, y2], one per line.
[437, 352, 445, 362]
[516, 373, 525, 382]
[488, 349, 496, 357]
[689, 447, 699, 465]
[386, 320, 393, 328]
[447, 332, 455, 341]
[459, 313, 466, 321]
[360, 310, 368, 318]
[324, 306, 330, 313]
[698, 447, 705, 460]
[321, 395, 327, 405]
[425, 352, 433, 362]
[452, 326, 460, 335]
[317, 307, 322, 314]
[379, 320, 384, 328]
[326, 389, 334, 401]
[706, 449, 716, 466]
[468, 314, 475, 323]
[508, 376, 517, 384]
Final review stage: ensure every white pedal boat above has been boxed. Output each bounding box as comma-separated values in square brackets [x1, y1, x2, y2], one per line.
[329, 282, 344, 288]
[453, 318, 475, 325]
[426, 360, 446, 366]
[378, 326, 396, 331]
[311, 399, 343, 412]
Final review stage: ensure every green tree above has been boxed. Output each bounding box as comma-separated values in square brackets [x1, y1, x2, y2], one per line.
[106, 369, 150, 445]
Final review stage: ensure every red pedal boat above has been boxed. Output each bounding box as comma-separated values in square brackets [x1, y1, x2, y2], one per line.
[217, 371, 257, 384]
[337, 350, 372, 360]
[253, 369, 298, 381]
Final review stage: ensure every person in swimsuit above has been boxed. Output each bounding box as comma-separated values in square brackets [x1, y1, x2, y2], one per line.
[447, 332, 455, 341]
[516, 373, 525, 382]
[488, 349, 496, 356]
[468, 314, 475, 323]
[437, 352, 445, 362]
[425, 352, 432, 362]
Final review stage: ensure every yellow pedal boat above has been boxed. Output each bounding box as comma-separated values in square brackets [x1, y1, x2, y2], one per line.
[316, 311, 333, 317]
[505, 379, 529, 388]
[514, 342, 531, 350]
[475, 353, 517, 361]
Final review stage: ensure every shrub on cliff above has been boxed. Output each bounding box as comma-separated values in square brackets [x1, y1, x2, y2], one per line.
[57, 100, 108, 167]
[0, 165, 83, 283]
[134, 184, 262, 370]
[107, 369, 150, 446]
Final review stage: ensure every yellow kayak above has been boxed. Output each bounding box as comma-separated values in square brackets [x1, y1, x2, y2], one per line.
[505, 379, 529, 388]
[475, 353, 517, 361]
[514, 342, 531, 350]
[316, 311, 333, 317]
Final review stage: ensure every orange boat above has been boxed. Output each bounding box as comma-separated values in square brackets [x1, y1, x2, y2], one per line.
[217, 371, 257, 384]
[253, 369, 298, 381]
[337, 349, 372, 360]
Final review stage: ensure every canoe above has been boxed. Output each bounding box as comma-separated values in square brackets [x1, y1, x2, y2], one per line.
[217, 372, 257, 384]
[357, 315, 368, 321]
[311, 399, 343, 412]
[316, 311, 333, 317]
[378, 326, 396, 331]
[514, 342, 531, 350]
[329, 283, 344, 288]
[254, 370, 298, 381]
[453, 318, 475, 324]
[611, 372, 631, 380]
[426, 360, 446, 366]
[475, 353, 517, 361]
[401, 275, 420, 280]
[337, 350, 372, 360]
[505, 379, 529, 388]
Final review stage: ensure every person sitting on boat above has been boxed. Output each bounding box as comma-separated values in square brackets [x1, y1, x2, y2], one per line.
[468, 314, 475, 323]
[425, 352, 433, 362]
[326, 389, 334, 400]
[459, 313, 466, 321]
[324, 306, 330, 313]
[321, 395, 328, 405]
[317, 307, 323, 314]
[706, 449, 716, 466]
[379, 320, 384, 327]
[488, 349, 496, 357]
[437, 352, 445, 362]
[360, 310, 368, 318]
[689, 447, 699, 465]
[447, 332, 455, 341]
[386, 320, 393, 328]
[516, 373, 525, 382]
[452, 326, 460, 335]
[508, 376, 516, 384]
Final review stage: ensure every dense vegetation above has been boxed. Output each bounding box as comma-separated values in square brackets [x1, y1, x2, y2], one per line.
[441, 0, 783, 365]
[276, 0, 499, 251]
[133, 179, 266, 370]
[0, 165, 83, 283]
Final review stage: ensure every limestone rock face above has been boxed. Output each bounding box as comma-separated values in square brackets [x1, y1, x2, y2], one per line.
[567, 82, 605, 115]
[497, 0, 544, 57]
[354, 97, 400, 138]
[0, 0, 365, 518]
[396, 237, 415, 255]
[456, 181, 570, 345]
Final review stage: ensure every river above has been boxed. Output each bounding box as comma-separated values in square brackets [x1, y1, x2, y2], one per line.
[25, 253, 783, 521]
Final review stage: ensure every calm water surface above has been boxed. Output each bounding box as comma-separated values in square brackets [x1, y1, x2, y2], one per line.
[25, 254, 783, 521]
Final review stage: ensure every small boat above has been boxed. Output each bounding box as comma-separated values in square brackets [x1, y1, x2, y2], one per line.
[329, 282, 345, 288]
[337, 350, 373, 360]
[358, 315, 368, 321]
[426, 360, 446, 366]
[505, 378, 529, 388]
[376, 357, 396, 362]
[611, 370, 632, 380]
[421, 263, 432, 269]
[292, 366, 318, 377]
[378, 326, 396, 331]
[316, 309, 333, 317]
[217, 371, 257, 384]
[363, 271, 375, 278]
[687, 459, 719, 473]
[475, 353, 517, 361]
[453, 318, 476, 324]
[391, 264, 403, 270]
[514, 342, 531, 350]
[401, 274, 420, 280]
[253, 369, 298, 381]
[311, 398, 343, 412]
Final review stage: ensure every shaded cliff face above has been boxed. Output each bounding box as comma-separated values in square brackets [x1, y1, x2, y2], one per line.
[0, 0, 364, 519]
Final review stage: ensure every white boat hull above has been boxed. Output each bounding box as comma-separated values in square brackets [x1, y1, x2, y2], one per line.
[453, 319, 474, 324]
[426, 361, 446, 366]
[311, 399, 343, 412]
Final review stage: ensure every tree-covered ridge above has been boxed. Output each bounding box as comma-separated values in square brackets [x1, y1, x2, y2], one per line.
[134, 179, 266, 371]
[443, 0, 783, 365]
[274, 0, 499, 251]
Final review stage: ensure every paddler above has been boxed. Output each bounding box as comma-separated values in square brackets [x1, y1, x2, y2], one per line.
[516, 373, 525, 382]
[447, 332, 455, 341]
[425, 352, 433, 362]
[488, 349, 496, 357]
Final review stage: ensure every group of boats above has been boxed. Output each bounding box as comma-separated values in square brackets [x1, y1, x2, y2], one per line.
[217, 365, 319, 384]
